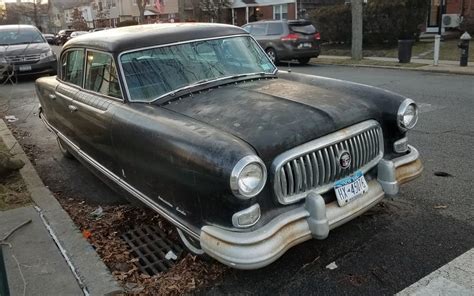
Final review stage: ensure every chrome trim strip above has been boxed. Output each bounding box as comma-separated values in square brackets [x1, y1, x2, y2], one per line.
[272, 120, 384, 205]
[40, 117, 200, 240]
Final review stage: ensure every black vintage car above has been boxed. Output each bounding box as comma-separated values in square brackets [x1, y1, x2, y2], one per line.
[36, 23, 422, 269]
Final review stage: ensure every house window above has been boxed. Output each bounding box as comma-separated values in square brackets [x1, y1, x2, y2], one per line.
[273, 4, 288, 20]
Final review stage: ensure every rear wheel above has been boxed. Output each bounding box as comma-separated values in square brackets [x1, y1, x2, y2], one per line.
[57, 137, 74, 159]
[298, 57, 311, 65]
[265, 48, 279, 64]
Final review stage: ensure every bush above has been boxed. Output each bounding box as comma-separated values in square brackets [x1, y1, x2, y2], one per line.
[310, 0, 430, 45]
[117, 20, 139, 27]
[460, 16, 474, 35]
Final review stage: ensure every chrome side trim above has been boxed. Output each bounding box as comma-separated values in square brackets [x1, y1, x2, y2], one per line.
[272, 120, 384, 205]
[40, 116, 200, 240]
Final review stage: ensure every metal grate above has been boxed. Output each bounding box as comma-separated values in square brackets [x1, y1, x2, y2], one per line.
[273, 120, 384, 205]
[121, 225, 184, 275]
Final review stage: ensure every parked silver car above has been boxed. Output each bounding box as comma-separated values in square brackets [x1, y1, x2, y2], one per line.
[243, 20, 321, 65]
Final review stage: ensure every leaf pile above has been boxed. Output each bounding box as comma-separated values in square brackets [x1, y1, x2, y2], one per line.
[57, 196, 227, 295]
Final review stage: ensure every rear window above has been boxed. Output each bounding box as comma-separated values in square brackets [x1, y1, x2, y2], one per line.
[267, 23, 284, 35]
[289, 24, 316, 35]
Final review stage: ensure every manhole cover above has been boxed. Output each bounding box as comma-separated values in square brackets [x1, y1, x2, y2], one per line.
[121, 225, 183, 275]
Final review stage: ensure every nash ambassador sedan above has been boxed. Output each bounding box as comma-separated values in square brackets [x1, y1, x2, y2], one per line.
[36, 23, 423, 269]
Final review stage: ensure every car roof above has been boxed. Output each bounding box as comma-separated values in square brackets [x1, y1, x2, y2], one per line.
[63, 23, 248, 54]
[0, 24, 40, 32]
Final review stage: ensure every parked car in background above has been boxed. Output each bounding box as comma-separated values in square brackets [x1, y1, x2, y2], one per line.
[0, 25, 57, 77]
[36, 23, 422, 269]
[89, 27, 110, 32]
[243, 19, 321, 65]
[42, 33, 55, 45]
[67, 31, 89, 41]
[55, 29, 74, 45]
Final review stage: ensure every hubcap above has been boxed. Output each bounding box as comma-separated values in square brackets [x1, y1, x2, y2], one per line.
[266, 50, 276, 62]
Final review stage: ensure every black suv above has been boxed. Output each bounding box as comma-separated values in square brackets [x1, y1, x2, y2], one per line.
[243, 20, 320, 65]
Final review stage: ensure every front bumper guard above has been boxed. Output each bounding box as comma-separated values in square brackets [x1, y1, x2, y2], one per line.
[200, 145, 422, 269]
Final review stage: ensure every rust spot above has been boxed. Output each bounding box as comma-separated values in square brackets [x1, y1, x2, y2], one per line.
[396, 159, 423, 184]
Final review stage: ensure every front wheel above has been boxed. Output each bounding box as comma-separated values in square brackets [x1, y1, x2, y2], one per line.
[265, 48, 279, 64]
[298, 57, 311, 65]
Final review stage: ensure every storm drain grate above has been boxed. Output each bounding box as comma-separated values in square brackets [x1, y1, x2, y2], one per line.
[121, 225, 184, 275]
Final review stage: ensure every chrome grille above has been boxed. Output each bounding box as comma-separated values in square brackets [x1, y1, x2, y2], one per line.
[272, 120, 384, 205]
[5, 54, 40, 64]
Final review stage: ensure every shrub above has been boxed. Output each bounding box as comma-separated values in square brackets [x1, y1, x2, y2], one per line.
[117, 20, 139, 27]
[310, 0, 430, 45]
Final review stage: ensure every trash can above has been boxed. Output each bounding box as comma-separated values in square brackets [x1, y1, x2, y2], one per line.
[398, 39, 414, 63]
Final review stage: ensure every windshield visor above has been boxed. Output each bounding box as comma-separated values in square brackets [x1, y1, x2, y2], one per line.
[120, 35, 277, 102]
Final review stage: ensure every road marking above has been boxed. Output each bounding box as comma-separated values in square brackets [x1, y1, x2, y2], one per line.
[417, 102, 445, 113]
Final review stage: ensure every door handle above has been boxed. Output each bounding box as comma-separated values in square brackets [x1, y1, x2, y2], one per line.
[48, 93, 56, 100]
[68, 105, 78, 112]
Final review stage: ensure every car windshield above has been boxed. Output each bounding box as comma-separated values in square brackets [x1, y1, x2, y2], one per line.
[120, 35, 277, 102]
[0, 28, 45, 45]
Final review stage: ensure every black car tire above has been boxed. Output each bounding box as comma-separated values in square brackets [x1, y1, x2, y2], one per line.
[298, 57, 311, 65]
[265, 48, 279, 64]
[57, 137, 74, 159]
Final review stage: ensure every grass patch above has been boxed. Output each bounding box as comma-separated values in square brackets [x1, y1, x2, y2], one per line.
[321, 40, 474, 62]
[0, 139, 31, 211]
[312, 58, 426, 68]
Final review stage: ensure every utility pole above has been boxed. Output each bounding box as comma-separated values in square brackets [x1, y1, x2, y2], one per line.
[351, 0, 363, 60]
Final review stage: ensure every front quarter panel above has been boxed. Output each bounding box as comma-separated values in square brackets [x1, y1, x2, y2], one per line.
[110, 103, 259, 229]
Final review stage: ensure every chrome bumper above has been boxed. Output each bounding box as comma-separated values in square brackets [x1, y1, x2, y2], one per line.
[200, 145, 422, 269]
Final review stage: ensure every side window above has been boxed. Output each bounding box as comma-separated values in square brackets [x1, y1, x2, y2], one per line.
[62, 49, 84, 86]
[250, 24, 267, 36]
[84, 51, 122, 99]
[267, 23, 284, 35]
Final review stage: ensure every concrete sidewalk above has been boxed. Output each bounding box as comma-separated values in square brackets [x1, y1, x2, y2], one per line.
[397, 248, 474, 296]
[317, 55, 474, 75]
[0, 120, 122, 296]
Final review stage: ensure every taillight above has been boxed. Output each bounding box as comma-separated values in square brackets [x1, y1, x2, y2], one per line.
[281, 33, 299, 41]
[314, 32, 321, 40]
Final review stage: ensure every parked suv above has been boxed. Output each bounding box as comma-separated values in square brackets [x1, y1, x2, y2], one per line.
[243, 20, 320, 65]
[0, 25, 57, 78]
[55, 29, 75, 45]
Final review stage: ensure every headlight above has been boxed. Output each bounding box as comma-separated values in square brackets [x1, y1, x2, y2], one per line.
[40, 50, 54, 59]
[230, 155, 267, 199]
[397, 99, 418, 131]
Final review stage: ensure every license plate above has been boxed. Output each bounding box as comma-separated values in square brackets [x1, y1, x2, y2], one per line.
[19, 65, 32, 72]
[334, 171, 368, 207]
[298, 42, 312, 49]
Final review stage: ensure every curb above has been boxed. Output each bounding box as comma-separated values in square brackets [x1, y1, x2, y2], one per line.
[309, 61, 474, 76]
[0, 120, 122, 296]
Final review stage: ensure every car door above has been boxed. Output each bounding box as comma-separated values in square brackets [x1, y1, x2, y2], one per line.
[68, 49, 122, 174]
[53, 48, 84, 141]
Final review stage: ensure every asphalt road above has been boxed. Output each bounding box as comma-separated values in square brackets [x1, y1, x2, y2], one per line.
[1, 64, 473, 295]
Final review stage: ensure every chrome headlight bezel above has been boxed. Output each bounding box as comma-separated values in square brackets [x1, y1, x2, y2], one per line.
[230, 155, 267, 199]
[397, 99, 418, 131]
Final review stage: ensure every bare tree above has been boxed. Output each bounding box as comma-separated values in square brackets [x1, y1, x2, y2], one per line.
[136, 0, 146, 24]
[199, 0, 230, 23]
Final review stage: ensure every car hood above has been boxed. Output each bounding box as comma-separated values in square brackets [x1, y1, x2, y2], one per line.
[0, 43, 50, 56]
[162, 76, 396, 163]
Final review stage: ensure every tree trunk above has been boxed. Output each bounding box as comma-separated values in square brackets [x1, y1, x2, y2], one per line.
[137, 0, 145, 24]
[351, 0, 363, 60]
